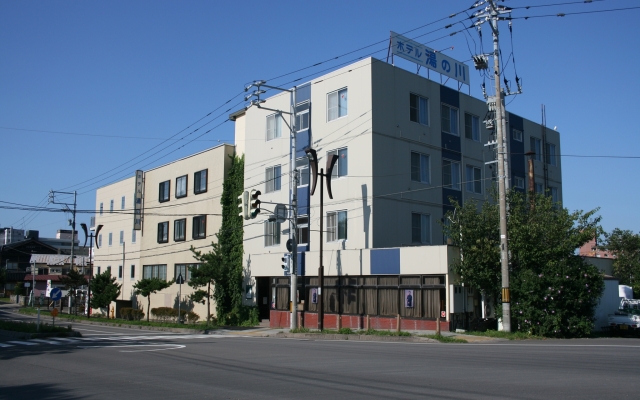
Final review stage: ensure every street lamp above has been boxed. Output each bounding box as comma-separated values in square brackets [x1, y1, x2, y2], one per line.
[305, 148, 338, 331]
[81, 223, 103, 319]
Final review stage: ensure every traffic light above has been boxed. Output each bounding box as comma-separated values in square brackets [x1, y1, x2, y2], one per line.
[281, 254, 290, 273]
[250, 189, 261, 219]
[238, 191, 249, 220]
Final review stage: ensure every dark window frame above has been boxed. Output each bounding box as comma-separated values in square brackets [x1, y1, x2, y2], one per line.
[176, 175, 188, 199]
[174, 218, 186, 242]
[194, 169, 208, 194]
[157, 221, 169, 243]
[159, 180, 170, 203]
[192, 215, 206, 239]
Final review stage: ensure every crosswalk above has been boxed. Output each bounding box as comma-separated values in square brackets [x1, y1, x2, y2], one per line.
[0, 334, 227, 349]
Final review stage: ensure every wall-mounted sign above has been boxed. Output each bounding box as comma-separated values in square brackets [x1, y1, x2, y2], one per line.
[310, 288, 318, 304]
[133, 170, 143, 230]
[405, 289, 414, 308]
[391, 31, 470, 86]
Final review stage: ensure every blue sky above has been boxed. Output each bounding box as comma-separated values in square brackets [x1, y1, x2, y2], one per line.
[1, 0, 638, 239]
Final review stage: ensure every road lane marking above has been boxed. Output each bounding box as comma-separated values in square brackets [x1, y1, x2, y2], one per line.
[7, 341, 38, 346]
[30, 339, 62, 345]
[0, 343, 14, 347]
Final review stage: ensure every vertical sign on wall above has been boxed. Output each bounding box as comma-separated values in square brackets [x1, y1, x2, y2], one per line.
[133, 170, 143, 230]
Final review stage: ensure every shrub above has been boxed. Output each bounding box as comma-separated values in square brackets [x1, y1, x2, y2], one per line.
[185, 311, 200, 324]
[120, 307, 132, 320]
[131, 309, 144, 321]
[150, 307, 178, 322]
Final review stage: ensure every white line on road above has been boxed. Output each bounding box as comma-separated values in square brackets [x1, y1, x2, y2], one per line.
[30, 339, 63, 345]
[7, 341, 38, 346]
[0, 343, 14, 347]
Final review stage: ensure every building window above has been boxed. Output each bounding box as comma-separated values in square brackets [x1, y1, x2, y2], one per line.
[442, 160, 461, 190]
[465, 165, 482, 194]
[108, 232, 113, 246]
[266, 113, 282, 141]
[110, 200, 114, 213]
[410, 93, 429, 126]
[99, 203, 103, 215]
[192, 215, 206, 239]
[118, 265, 123, 279]
[107, 266, 111, 275]
[327, 210, 347, 242]
[513, 129, 523, 142]
[264, 220, 281, 247]
[530, 137, 542, 161]
[514, 176, 525, 189]
[157, 222, 169, 243]
[174, 219, 186, 242]
[97, 266, 101, 275]
[132, 230, 136, 243]
[296, 110, 309, 131]
[550, 186, 559, 203]
[176, 175, 187, 198]
[194, 169, 207, 194]
[327, 88, 348, 121]
[159, 180, 170, 202]
[119, 230, 124, 245]
[142, 264, 167, 280]
[296, 158, 309, 187]
[545, 143, 557, 166]
[441, 104, 459, 136]
[535, 183, 544, 194]
[130, 265, 135, 279]
[297, 217, 309, 245]
[265, 165, 282, 193]
[98, 234, 102, 248]
[121, 196, 125, 210]
[411, 213, 431, 244]
[175, 263, 199, 283]
[328, 148, 348, 179]
[411, 152, 430, 184]
[464, 113, 480, 141]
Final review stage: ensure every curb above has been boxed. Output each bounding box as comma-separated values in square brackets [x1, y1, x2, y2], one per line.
[276, 332, 439, 343]
[0, 328, 82, 340]
[73, 320, 213, 334]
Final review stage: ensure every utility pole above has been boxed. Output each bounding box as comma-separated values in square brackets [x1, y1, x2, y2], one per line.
[80, 223, 102, 319]
[244, 81, 299, 329]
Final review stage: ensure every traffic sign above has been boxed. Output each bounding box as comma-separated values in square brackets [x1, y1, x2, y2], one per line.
[176, 273, 185, 285]
[50, 287, 62, 301]
[50, 308, 59, 317]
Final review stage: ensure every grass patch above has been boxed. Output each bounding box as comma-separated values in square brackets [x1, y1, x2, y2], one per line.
[420, 334, 467, 343]
[18, 307, 219, 330]
[359, 329, 411, 337]
[290, 327, 312, 333]
[464, 330, 543, 340]
[0, 320, 71, 334]
[0, 297, 12, 303]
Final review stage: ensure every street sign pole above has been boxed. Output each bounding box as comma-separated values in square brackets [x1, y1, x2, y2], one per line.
[176, 273, 185, 323]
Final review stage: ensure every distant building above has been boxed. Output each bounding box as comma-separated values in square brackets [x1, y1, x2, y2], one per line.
[579, 238, 615, 259]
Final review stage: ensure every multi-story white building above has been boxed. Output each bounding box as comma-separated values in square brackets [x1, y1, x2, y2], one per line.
[93, 144, 234, 318]
[231, 58, 562, 330]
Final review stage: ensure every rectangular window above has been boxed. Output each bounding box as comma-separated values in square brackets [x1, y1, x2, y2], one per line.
[157, 222, 169, 243]
[441, 104, 459, 136]
[174, 219, 186, 241]
[265, 165, 282, 193]
[297, 217, 309, 245]
[409, 93, 429, 126]
[464, 113, 480, 141]
[535, 183, 544, 194]
[99, 203, 103, 215]
[159, 180, 170, 202]
[465, 165, 482, 194]
[107, 266, 111, 275]
[410, 152, 430, 183]
[264, 220, 281, 247]
[176, 175, 187, 198]
[327, 88, 348, 121]
[296, 110, 309, 131]
[175, 264, 199, 283]
[108, 232, 113, 246]
[121, 196, 125, 210]
[530, 137, 542, 161]
[118, 265, 123, 279]
[327, 210, 348, 242]
[119, 230, 124, 245]
[513, 129, 523, 142]
[442, 160, 461, 190]
[97, 266, 101, 275]
[411, 213, 431, 244]
[328, 148, 348, 179]
[514, 176, 525, 189]
[194, 169, 207, 194]
[130, 265, 135, 279]
[132, 230, 136, 243]
[192, 215, 206, 239]
[550, 186, 559, 203]
[545, 143, 557, 166]
[110, 200, 114, 213]
[266, 113, 282, 141]
[98, 234, 102, 248]
[142, 265, 167, 280]
[296, 158, 309, 187]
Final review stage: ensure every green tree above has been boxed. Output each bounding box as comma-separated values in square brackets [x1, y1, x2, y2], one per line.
[604, 228, 640, 295]
[133, 278, 173, 322]
[59, 269, 87, 315]
[190, 242, 222, 323]
[443, 191, 605, 337]
[90, 270, 122, 312]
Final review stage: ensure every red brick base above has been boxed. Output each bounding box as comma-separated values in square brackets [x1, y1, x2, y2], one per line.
[269, 310, 450, 331]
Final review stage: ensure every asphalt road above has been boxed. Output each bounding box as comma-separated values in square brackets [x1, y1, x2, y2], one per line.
[1, 306, 639, 399]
